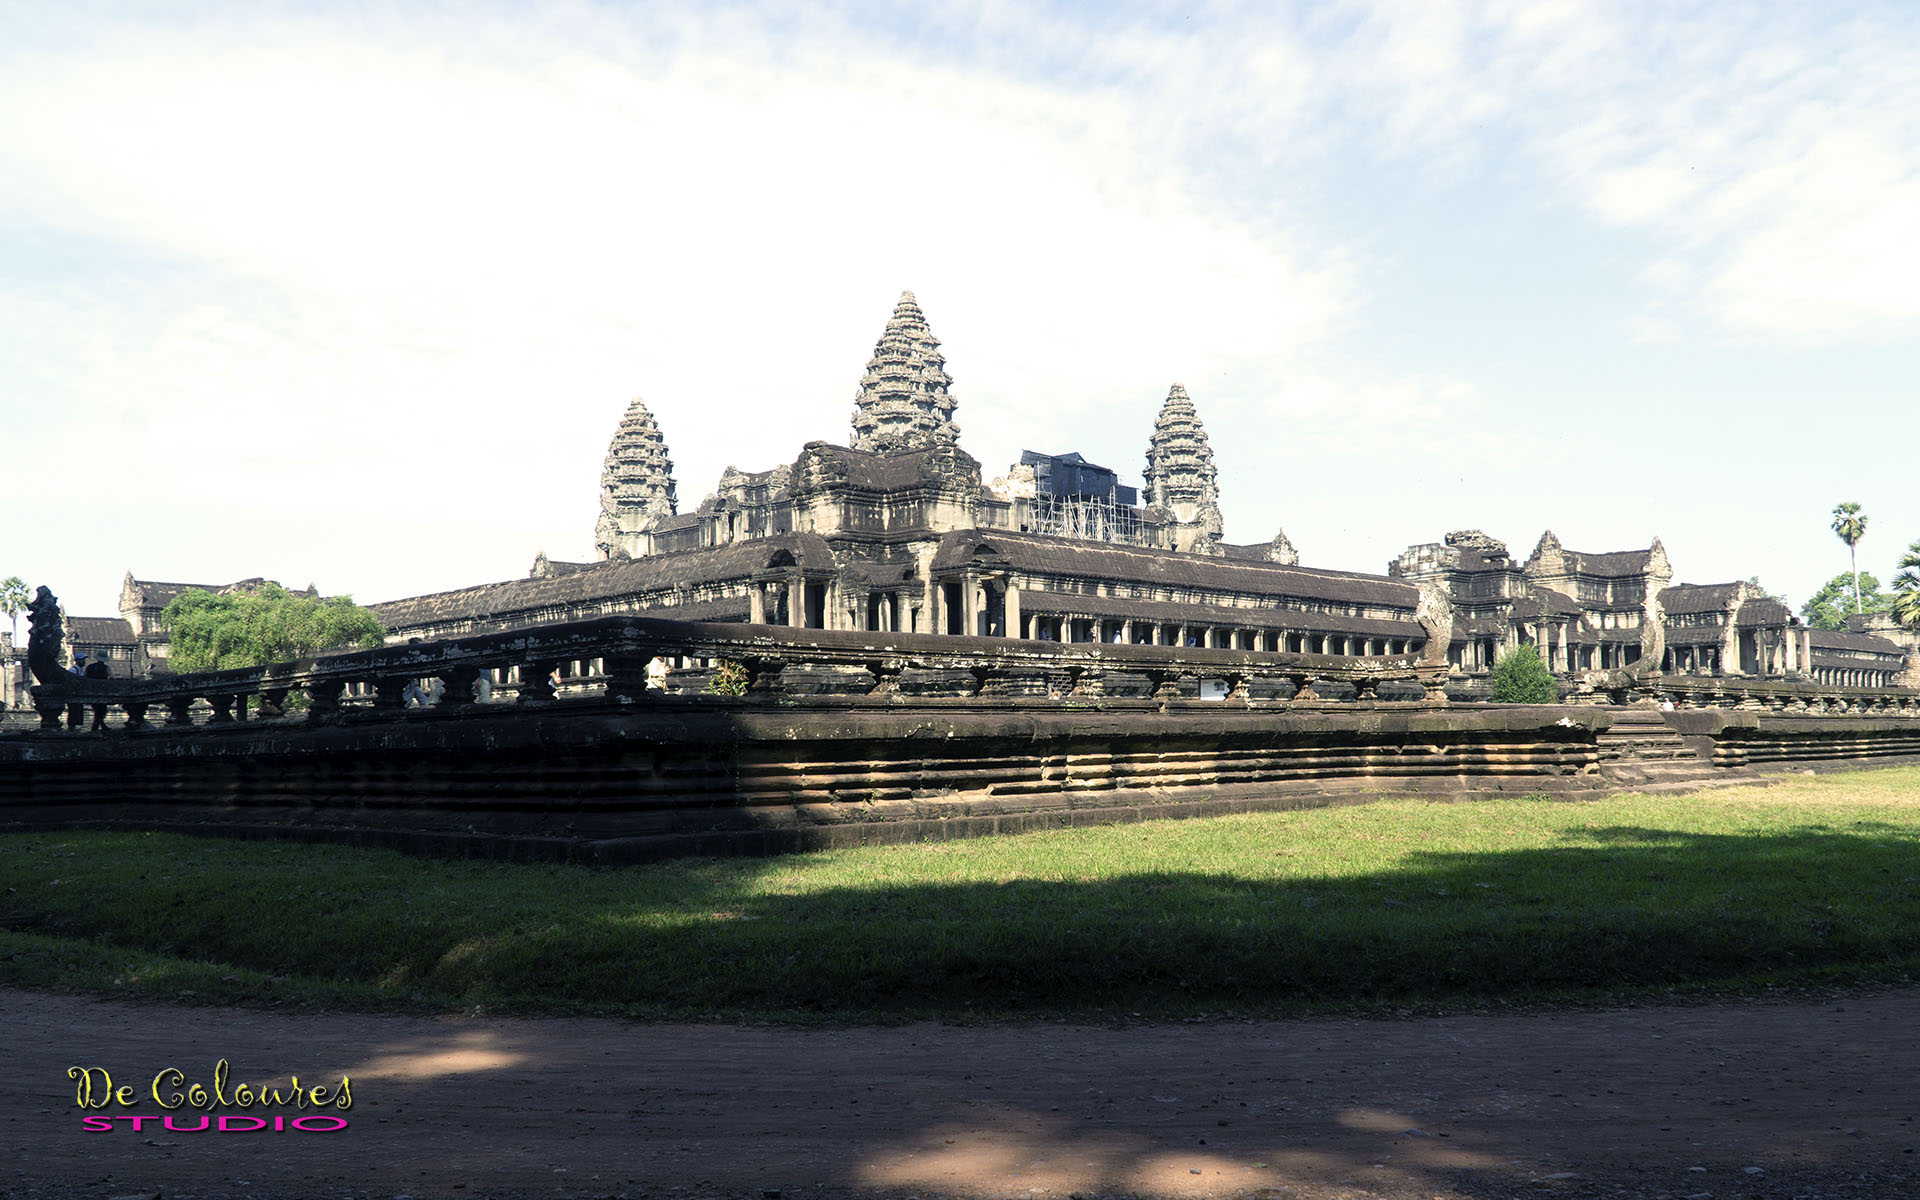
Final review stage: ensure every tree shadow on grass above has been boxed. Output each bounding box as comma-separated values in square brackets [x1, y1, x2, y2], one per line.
[406, 821, 1920, 1017]
[4, 821, 1918, 1018]
[8, 822, 1920, 1198]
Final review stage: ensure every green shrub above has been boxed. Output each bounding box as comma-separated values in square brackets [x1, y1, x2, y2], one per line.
[708, 659, 748, 697]
[1488, 643, 1559, 703]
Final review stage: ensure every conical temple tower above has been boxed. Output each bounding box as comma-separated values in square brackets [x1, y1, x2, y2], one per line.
[1142, 383, 1225, 554]
[596, 397, 678, 560]
[850, 291, 959, 453]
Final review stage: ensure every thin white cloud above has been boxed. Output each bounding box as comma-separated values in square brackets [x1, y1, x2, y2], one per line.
[1, 1, 1914, 621]
[1498, 3, 1920, 342]
[0, 4, 1360, 611]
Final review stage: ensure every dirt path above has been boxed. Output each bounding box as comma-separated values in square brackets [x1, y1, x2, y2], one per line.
[3, 987, 1915, 1200]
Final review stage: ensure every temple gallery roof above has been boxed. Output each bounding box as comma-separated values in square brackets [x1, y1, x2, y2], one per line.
[1526, 532, 1665, 579]
[1509, 588, 1583, 619]
[1016, 590, 1422, 638]
[1658, 583, 1747, 614]
[124, 579, 223, 607]
[371, 532, 836, 631]
[1452, 549, 1519, 573]
[123, 576, 311, 609]
[1808, 628, 1906, 656]
[932, 529, 1418, 610]
[795, 441, 980, 493]
[1738, 599, 1792, 626]
[1664, 626, 1730, 646]
[1655, 585, 1792, 629]
[1564, 549, 1657, 577]
[68, 616, 135, 644]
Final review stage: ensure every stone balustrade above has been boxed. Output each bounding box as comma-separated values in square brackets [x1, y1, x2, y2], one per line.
[13, 614, 1920, 864]
[1635, 674, 1920, 716]
[20, 615, 1452, 734]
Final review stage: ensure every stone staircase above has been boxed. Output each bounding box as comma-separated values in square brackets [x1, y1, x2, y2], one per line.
[1595, 708, 1726, 791]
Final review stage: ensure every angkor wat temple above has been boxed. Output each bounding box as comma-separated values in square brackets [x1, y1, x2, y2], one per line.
[22, 292, 1893, 707]
[338, 291, 1907, 693]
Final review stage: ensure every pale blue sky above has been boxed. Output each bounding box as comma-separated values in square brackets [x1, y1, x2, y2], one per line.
[2, 0, 1915, 622]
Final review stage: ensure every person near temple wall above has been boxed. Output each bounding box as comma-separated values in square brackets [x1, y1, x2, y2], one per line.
[82, 652, 110, 731]
[66, 652, 88, 729]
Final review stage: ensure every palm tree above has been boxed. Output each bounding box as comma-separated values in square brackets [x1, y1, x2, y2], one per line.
[0, 576, 27, 643]
[1831, 502, 1869, 614]
[1892, 539, 1920, 632]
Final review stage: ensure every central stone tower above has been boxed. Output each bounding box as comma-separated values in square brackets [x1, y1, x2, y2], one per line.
[1141, 383, 1225, 554]
[850, 290, 960, 453]
[595, 397, 678, 559]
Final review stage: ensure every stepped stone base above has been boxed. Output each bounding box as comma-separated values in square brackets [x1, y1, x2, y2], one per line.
[6, 701, 1918, 863]
[1595, 708, 1722, 790]
[2, 700, 1605, 863]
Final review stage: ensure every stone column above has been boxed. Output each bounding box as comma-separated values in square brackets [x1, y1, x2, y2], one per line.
[788, 575, 805, 628]
[926, 577, 943, 635]
[1004, 584, 1021, 640]
[749, 582, 766, 625]
[963, 569, 981, 638]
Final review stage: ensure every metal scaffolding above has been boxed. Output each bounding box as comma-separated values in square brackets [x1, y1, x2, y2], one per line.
[1029, 492, 1148, 546]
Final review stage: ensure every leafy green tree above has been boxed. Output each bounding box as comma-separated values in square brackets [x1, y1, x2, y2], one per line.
[1831, 501, 1869, 614]
[1800, 571, 1890, 631]
[162, 583, 385, 673]
[1891, 540, 1920, 633]
[1489, 643, 1559, 703]
[0, 576, 26, 642]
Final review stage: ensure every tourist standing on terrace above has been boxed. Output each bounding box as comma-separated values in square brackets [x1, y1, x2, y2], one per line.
[82, 652, 109, 731]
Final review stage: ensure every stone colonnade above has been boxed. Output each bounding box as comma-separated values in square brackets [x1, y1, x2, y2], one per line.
[1664, 627, 1807, 679]
[1810, 663, 1898, 689]
[739, 566, 1420, 659]
[748, 570, 915, 635]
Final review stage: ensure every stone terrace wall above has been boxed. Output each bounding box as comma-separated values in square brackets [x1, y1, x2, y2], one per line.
[0, 699, 1608, 863]
[1664, 710, 1920, 770]
[10, 613, 1920, 864]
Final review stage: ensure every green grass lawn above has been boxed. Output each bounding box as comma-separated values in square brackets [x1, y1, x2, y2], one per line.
[4, 768, 1919, 1021]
